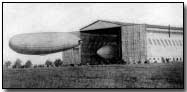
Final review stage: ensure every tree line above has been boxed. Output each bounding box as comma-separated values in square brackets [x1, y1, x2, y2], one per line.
[3, 58, 64, 69]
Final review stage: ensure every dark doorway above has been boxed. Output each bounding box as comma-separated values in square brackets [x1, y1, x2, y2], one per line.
[80, 27, 122, 65]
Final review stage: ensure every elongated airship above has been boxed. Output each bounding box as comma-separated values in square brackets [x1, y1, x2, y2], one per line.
[97, 45, 117, 59]
[9, 32, 81, 55]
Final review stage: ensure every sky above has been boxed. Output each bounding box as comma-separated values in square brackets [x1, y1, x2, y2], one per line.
[3, 3, 183, 65]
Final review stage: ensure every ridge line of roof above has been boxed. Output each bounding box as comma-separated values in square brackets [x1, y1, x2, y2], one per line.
[80, 20, 183, 31]
[99, 20, 183, 29]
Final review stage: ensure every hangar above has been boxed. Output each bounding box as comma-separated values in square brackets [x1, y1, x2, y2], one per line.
[63, 20, 183, 64]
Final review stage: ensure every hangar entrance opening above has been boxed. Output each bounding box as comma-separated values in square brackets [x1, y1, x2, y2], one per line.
[80, 27, 122, 65]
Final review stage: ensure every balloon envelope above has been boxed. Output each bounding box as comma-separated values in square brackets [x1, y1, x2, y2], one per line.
[97, 45, 117, 59]
[9, 32, 81, 55]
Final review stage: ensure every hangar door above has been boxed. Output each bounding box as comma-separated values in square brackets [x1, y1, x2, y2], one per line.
[121, 25, 147, 63]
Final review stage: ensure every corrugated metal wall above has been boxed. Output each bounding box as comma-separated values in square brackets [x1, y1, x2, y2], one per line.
[63, 46, 81, 64]
[121, 24, 147, 64]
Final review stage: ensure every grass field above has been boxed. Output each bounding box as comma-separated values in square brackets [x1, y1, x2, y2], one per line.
[3, 62, 184, 88]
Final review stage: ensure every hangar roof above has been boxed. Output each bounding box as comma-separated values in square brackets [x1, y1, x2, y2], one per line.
[80, 20, 183, 31]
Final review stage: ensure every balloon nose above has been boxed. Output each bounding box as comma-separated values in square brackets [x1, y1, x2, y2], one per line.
[97, 45, 116, 59]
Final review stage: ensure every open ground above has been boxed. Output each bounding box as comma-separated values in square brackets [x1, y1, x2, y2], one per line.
[3, 62, 183, 88]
